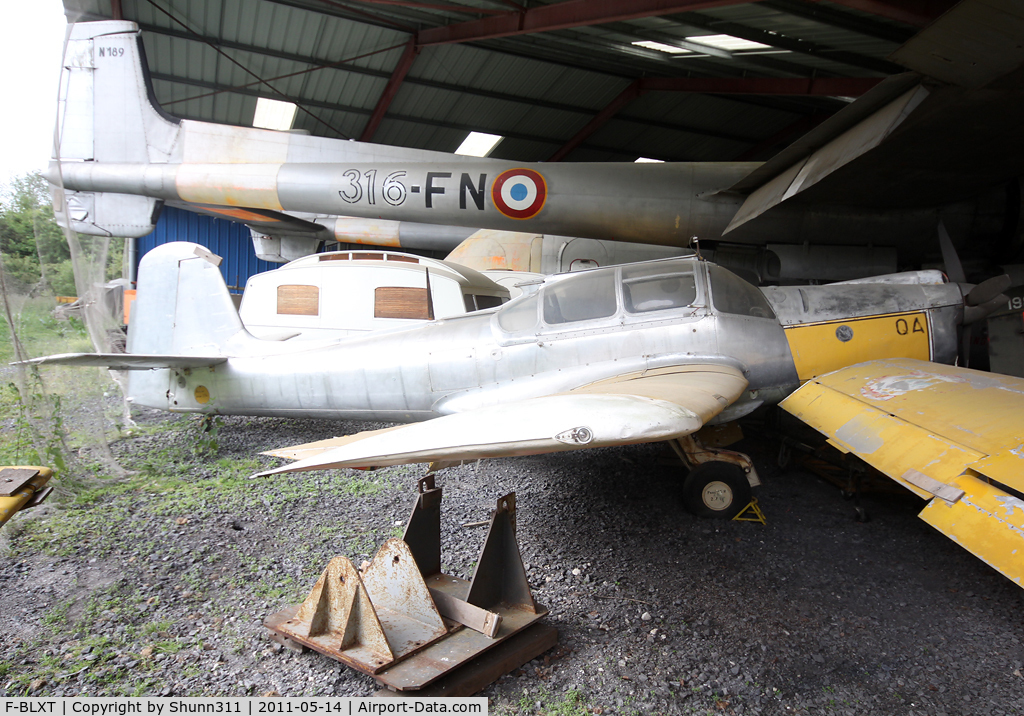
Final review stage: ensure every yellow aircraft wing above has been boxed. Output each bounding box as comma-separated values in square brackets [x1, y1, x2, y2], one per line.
[257, 364, 747, 476]
[781, 358, 1024, 588]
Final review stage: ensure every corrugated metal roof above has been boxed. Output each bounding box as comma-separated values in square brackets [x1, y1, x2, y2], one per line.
[65, 0, 932, 162]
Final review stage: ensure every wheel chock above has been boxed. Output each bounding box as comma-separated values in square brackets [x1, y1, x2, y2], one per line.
[732, 497, 767, 524]
[264, 477, 553, 693]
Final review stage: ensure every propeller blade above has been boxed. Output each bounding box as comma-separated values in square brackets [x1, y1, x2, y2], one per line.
[966, 274, 1011, 306]
[963, 294, 1008, 324]
[938, 221, 967, 284]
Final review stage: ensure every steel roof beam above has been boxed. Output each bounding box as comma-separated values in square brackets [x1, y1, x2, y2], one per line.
[548, 81, 643, 162]
[671, 13, 903, 74]
[822, 0, 958, 28]
[639, 77, 881, 95]
[360, 38, 420, 142]
[548, 75, 878, 161]
[760, 0, 915, 44]
[138, 23, 762, 144]
[732, 112, 829, 161]
[416, 0, 754, 46]
[152, 72, 709, 159]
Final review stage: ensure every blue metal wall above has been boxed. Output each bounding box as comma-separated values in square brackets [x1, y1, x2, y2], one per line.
[136, 206, 276, 292]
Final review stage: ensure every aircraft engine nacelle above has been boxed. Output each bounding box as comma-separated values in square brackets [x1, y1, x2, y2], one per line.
[763, 280, 963, 382]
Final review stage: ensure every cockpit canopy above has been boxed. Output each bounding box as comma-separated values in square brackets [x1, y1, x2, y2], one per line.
[496, 258, 775, 336]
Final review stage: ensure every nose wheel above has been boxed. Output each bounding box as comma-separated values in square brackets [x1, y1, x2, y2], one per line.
[681, 462, 752, 519]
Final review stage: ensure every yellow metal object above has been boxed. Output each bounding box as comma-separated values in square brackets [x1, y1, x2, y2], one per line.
[782, 358, 1024, 588]
[0, 466, 54, 528]
[784, 311, 930, 381]
[919, 473, 1024, 587]
[194, 385, 210, 404]
[732, 498, 766, 524]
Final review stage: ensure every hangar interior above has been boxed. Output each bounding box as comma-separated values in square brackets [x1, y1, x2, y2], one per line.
[18, 2, 1024, 693]
[59, 0, 1024, 374]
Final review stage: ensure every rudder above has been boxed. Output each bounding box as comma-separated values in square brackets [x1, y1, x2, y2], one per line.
[52, 21, 179, 237]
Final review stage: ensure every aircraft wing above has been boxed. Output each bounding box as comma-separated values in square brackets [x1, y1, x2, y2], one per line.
[781, 357, 1024, 587]
[17, 353, 227, 370]
[726, 0, 1024, 232]
[256, 364, 747, 476]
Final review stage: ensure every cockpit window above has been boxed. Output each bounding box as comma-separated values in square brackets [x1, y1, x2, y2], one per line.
[543, 270, 617, 325]
[497, 293, 539, 332]
[622, 262, 698, 314]
[707, 264, 776, 319]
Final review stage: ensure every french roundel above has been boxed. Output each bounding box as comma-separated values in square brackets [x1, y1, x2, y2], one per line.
[492, 169, 547, 219]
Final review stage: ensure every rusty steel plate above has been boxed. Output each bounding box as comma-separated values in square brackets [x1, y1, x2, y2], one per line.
[0, 469, 40, 497]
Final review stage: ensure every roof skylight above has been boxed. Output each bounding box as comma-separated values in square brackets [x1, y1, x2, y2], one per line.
[455, 131, 503, 157]
[688, 34, 772, 51]
[253, 98, 297, 131]
[632, 40, 692, 55]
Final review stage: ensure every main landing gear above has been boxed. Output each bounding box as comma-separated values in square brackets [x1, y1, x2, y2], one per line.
[669, 433, 760, 519]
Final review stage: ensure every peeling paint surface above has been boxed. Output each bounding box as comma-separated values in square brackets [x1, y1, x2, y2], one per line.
[835, 414, 884, 454]
[860, 370, 962, 401]
[995, 495, 1024, 518]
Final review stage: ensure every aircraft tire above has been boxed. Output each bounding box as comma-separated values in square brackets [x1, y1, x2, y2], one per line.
[681, 462, 751, 519]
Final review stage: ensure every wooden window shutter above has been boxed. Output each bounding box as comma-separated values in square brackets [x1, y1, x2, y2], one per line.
[277, 285, 319, 315]
[375, 287, 431, 319]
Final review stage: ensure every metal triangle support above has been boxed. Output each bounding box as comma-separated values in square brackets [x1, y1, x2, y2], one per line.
[264, 480, 554, 693]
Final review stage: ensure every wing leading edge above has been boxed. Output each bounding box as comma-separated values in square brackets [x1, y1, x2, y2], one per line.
[257, 364, 748, 476]
[782, 358, 1024, 588]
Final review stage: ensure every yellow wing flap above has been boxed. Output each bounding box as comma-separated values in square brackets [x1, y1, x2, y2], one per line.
[782, 375, 984, 499]
[920, 474, 1024, 588]
[782, 358, 1024, 588]
[785, 358, 1024, 483]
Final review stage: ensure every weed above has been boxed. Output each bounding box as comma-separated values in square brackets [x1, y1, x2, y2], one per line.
[41, 599, 73, 632]
[190, 415, 221, 458]
[142, 620, 173, 635]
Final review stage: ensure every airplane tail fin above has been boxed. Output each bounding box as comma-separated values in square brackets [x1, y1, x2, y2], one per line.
[51, 21, 179, 237]
[127, 242, 245, 356]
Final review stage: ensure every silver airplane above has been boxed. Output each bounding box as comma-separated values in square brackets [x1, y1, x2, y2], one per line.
[25, 240, 1007, 520]
[47, 3, 1024, 269]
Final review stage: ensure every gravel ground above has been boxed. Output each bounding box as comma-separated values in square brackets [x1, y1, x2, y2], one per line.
[1, 404, 1023, 714]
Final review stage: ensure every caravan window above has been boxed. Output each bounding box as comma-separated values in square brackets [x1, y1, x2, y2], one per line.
[374, 287, 431, 319]
[277, 285, 319, 315]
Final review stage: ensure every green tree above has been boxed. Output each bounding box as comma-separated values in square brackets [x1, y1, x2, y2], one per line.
[0, 171, 123, 296]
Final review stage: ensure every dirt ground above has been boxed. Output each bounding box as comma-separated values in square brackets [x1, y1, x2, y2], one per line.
[0, 404, 1022, 715]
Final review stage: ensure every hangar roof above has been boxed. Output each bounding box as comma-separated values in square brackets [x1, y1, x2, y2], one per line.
[61, 0, 951, 163]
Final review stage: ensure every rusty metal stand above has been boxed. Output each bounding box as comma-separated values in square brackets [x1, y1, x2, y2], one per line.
[264, 476, 553, 693]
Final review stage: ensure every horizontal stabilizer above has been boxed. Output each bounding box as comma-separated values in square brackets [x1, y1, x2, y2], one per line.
[258, 363, 746, 476]
[18, 353, 226, 371]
